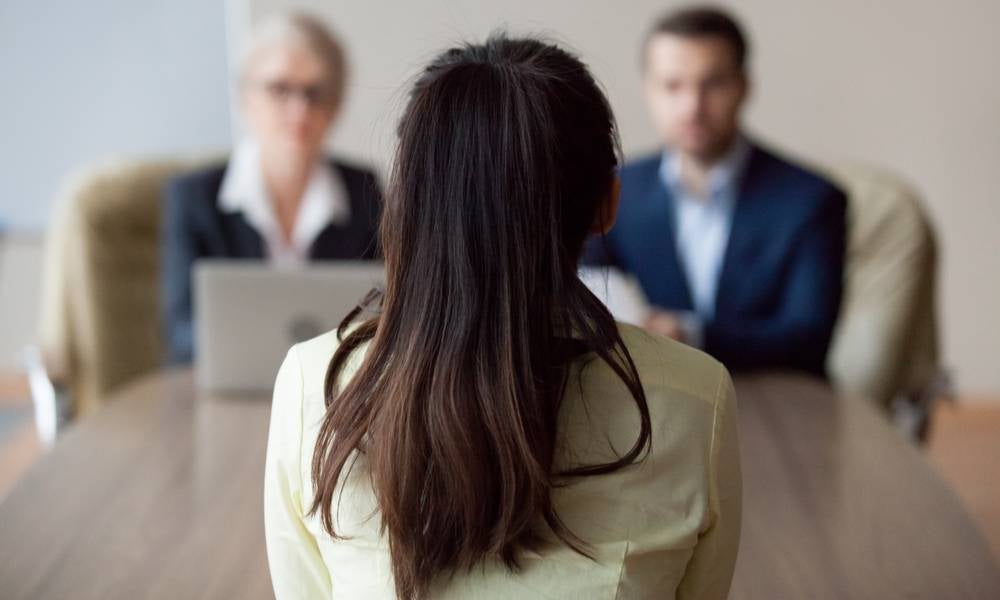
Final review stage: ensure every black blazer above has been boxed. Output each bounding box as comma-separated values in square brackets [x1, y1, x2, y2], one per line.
[161, 158, 382, 364]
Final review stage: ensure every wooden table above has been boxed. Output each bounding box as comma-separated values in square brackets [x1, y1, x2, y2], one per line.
[0, 370, 996, 599]
[0, 370, 272, 599]
[731, 375, 999, 599]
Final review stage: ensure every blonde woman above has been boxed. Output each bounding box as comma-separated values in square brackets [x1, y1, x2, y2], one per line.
[162, 13, 381, 363]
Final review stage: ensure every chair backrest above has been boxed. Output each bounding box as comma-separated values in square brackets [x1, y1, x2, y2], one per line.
[824, 164, 940, 409]
[39, 156, 219, 417]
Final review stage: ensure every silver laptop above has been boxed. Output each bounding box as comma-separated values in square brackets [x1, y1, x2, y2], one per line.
[194, 261, 384, 392]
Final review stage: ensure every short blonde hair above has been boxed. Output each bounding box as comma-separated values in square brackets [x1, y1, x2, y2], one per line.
[240, 12, 348, 109]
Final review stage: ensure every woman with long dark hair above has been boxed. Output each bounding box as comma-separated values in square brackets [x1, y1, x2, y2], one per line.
[265, 35, 741, 599]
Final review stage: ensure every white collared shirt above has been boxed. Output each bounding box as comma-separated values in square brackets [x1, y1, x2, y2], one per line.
[659, 136, 751, 346]
[218, 139, 351, 266]
[660, 137, 750, 321]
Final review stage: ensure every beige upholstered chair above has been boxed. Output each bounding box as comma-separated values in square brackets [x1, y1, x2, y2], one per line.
[37, 157, 217, 418]
[825, 164, 945, 437]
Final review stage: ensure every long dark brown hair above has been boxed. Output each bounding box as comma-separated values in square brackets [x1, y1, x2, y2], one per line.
[309, 34, 651, 599]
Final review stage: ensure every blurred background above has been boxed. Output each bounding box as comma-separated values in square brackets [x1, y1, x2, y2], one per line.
[0, 0, 998, 573]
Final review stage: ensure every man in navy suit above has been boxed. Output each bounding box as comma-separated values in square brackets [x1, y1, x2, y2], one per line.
[585, 6, 846, 377]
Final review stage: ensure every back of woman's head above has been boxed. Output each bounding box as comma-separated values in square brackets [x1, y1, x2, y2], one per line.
[310, 34, 650, 599]
[386, 35, 619, 277]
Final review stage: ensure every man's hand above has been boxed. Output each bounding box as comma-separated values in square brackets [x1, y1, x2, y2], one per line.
[643, 309, 687, 343]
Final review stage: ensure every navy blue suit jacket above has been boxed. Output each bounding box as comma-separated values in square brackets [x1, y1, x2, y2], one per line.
[161, 159, 382, 364]
[584, 142, 846, 377]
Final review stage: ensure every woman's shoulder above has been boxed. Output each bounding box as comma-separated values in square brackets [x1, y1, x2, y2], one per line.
[613, 321, 731, 408]
[286, 329, 346, 395]
[164, 161, 229, 199]
[270, 330, 348, 452]
[162, 161, 232, 225]
[287, 322, 731, 409]
[286, 326, 371, 401]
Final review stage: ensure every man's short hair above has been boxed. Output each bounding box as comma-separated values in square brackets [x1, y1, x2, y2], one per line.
[644, 5, 749, 70]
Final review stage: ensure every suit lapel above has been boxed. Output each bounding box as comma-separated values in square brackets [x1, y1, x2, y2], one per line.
[716, 146, 767, 315]
[220, 212, 266, 259]
[309, 161, 358, 260]
[628, 162, 693, 310]
[309, 222, 350, 259]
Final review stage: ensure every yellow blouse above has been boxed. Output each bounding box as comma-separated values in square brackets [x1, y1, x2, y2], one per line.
[265, 323, 741, 599]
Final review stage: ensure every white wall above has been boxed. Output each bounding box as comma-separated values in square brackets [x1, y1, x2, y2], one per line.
[739, 0, 1000, 402]
[0, 0, 234, 369]
[0, 0, 233, 231]
[243, 0, 1000, 399]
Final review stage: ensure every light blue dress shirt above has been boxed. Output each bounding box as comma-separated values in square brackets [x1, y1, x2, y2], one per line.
[659, 136, 751, 346]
